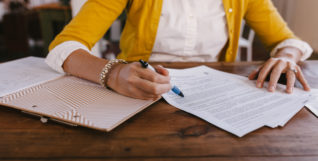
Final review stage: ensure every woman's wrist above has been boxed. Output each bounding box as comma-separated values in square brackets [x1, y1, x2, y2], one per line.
[273, 46, 303, 63]
[63, 49, 108, 83]
[99, 59, 128, 88]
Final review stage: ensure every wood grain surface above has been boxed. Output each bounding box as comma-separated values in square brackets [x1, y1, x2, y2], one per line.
[0, 61, 317, 161]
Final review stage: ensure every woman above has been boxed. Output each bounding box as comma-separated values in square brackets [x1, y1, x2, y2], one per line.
[46, 0, 313, 100]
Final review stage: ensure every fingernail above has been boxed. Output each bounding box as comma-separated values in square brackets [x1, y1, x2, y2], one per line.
[286, 88, 292, 94]
[269, 85, 275, 92]
[256, 82, 261, 88]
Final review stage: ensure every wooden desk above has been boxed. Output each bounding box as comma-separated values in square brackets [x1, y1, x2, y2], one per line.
[1, 61, 318, 161]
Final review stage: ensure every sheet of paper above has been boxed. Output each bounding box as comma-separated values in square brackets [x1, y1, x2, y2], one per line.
[306, 89, 318, 117]
[0, 57, 63, 97]
[163, 66, 310, 137]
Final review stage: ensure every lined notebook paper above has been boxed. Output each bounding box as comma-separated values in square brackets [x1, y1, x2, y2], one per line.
[0, 57, 63, 97]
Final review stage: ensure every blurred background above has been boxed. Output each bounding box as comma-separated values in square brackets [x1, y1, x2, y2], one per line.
[0, 0, 317, 62]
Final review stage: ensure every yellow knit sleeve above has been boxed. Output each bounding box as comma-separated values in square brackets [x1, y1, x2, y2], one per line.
[244, 0, 297, 50]
[49, 0, 128, 51]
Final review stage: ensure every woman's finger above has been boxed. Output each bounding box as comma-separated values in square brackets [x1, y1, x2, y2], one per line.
[286, 68, 296, 93]
[131, 76, 171, 95]
[248, 66, 261, 80]
[137, 67, 170, 84]
[127, 85, 159, 100]
[295, 66, 311, 91]
[154, 65, 170, 76]
[256, 58, 277, 88]
[268, 60, 286, 92]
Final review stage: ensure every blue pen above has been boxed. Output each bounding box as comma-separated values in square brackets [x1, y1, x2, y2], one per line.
[139, 59, 184, 97]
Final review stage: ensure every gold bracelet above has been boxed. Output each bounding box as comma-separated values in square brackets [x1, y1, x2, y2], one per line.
[99, 59, 127, 88]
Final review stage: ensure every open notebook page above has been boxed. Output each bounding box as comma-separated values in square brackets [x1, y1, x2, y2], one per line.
[0, 57, 63, 97]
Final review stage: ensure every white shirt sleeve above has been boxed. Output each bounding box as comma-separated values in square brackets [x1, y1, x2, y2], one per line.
[45, 41, 91, 74]
[270, 38, 313, 61]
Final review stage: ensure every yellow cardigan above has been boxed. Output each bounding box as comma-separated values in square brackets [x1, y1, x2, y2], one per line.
[49, 0, 296, 62]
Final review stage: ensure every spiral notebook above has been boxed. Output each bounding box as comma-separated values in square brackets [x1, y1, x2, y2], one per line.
[0, 57, 158, 131]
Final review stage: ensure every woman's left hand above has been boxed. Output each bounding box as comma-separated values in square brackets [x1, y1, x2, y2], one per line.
[248, 47, 310, 93]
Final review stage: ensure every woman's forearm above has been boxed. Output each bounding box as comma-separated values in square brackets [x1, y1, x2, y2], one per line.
[62, 49, 108, 84]
[62, 49, 171, 100]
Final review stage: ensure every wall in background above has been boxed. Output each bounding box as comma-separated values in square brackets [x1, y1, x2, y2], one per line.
[273, 0, 318, 52]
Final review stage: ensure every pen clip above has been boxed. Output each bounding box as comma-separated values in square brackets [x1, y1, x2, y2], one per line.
[139, 59, 149, 68]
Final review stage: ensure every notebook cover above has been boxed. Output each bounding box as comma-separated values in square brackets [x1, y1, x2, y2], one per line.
[0, 76, 159, 131]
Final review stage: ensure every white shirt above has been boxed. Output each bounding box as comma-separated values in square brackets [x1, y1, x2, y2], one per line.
[150, 0, 228, 62]
[46, 0, 313, 73]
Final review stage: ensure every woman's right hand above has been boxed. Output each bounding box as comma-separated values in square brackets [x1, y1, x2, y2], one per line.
[106, 62, 172, 100]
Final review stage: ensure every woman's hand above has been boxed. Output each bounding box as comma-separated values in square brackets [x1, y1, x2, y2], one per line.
[248, 47, 310, 93]
[107, 62, 172, 100]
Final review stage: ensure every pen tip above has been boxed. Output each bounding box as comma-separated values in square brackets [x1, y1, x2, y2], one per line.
[179, 92, 184, 97]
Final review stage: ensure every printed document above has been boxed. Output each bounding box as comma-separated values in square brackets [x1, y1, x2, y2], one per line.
[163, 66, 310, 137]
